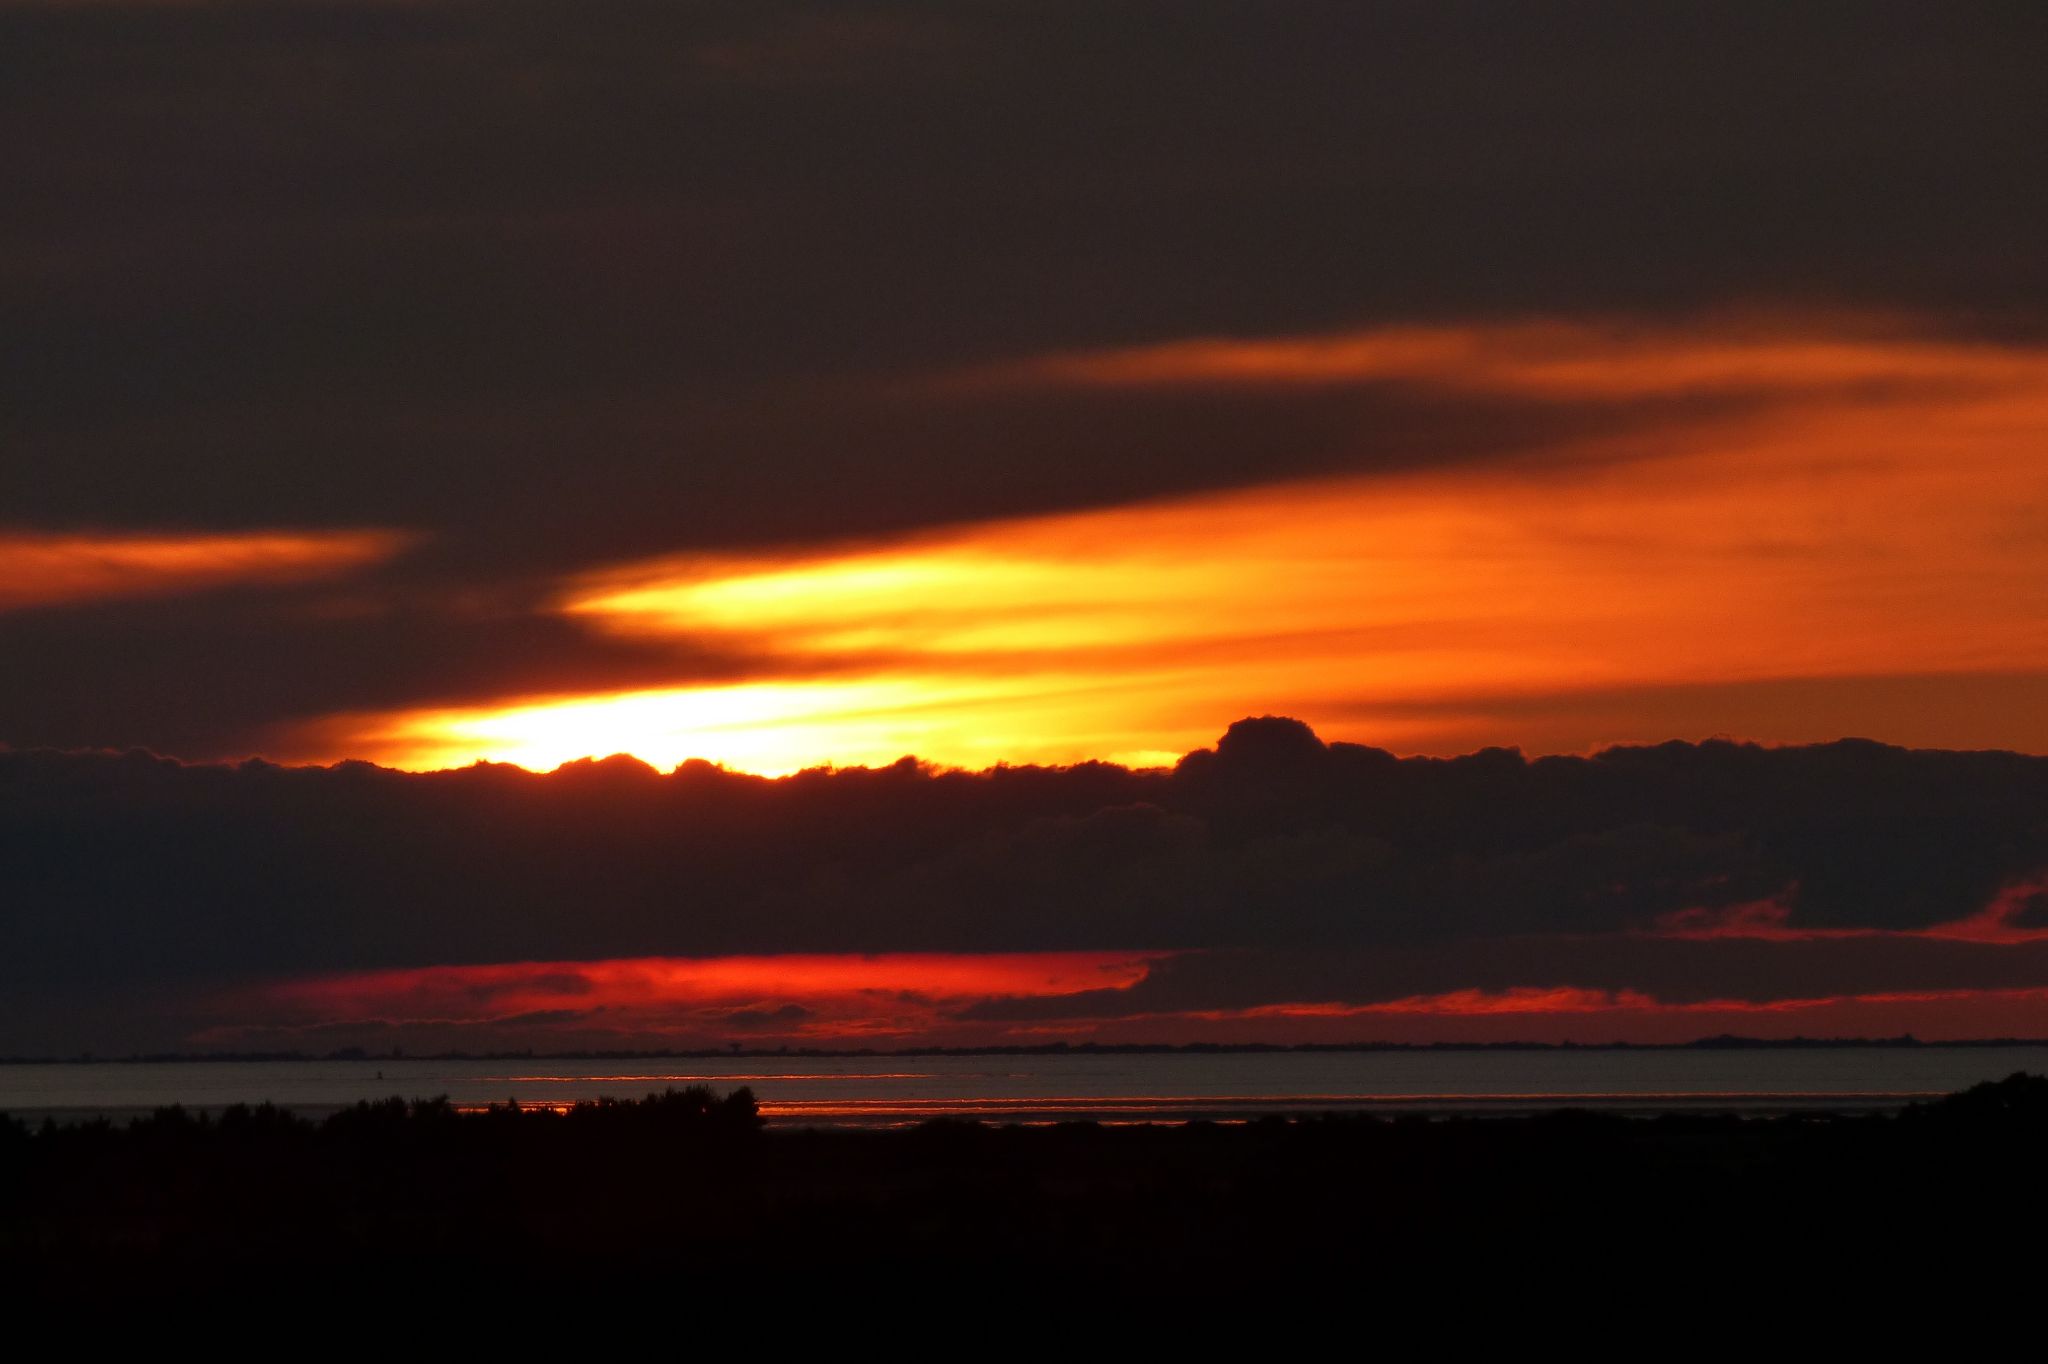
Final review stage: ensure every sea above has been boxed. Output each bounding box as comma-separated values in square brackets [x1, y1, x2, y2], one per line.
[5, 1046, 2046, 1126]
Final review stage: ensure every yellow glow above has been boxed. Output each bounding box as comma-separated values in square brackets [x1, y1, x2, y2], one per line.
[568, 543, 1266, 657]
[305, 318, 2048, 773]
[351, 673, 1213, 775]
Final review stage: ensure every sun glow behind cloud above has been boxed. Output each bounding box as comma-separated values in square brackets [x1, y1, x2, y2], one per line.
[306, 317, 2048, 774]
[343, 673, 1199, 774]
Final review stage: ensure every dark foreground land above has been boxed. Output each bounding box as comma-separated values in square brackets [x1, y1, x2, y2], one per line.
[5, 1075, 2045, 1304]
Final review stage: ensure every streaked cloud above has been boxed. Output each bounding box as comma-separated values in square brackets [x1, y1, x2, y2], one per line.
[240, 951, 1157, 1047]
[975, 313, 2037, 399]
[296, 320, 2048, 773]
[0, 529, 409, 613]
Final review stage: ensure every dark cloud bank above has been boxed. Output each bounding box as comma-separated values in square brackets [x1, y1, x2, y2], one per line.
[4, 719, 2044, 1048]
[11, 0, 2040, 543]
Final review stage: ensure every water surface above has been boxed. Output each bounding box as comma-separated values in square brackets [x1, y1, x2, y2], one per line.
[6, 1047, 2044, 1125]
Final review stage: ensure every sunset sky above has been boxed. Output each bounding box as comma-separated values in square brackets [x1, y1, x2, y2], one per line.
[4, 2, 2045, 1052]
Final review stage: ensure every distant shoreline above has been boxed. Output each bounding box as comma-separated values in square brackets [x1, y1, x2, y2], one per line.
[7, 1034, 2048, 1065]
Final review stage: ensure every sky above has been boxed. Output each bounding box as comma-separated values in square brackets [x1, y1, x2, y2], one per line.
[4, 2, 2046, 1052]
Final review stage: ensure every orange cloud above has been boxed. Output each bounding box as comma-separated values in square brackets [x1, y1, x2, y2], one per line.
[1149, 987, 2048, 1046]
[1212, 985, 2048, 1021]
[980, 312, 2041, 400]
[1654, 878, 2048, 945]
[0, 529, 409, 613]
[231, 956, 2048, 1049]
[1235, 988, 1663, 1017]
[1921, 877, 2048, 946]
[298, 317, 2048, 773]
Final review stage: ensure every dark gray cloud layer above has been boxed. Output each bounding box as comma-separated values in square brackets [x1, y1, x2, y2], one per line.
[5, 2, 2047, 752]
[4, 720, 2043, 1045]
[11, 1, 2042, 535]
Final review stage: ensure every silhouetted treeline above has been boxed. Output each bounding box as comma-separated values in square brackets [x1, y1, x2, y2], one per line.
[4, 1076, 2045, 1303]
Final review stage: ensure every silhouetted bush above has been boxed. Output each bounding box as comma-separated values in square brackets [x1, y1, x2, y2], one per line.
[1905, 1070, 2048, 1123]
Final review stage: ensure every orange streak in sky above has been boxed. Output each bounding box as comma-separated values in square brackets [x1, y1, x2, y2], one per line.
[299, 316, 2048, 773]
[1208, 986, 2048, 1020]
[0, 529, 409, 612]
[1920, 877, 2048, 945]
[986, 312, 2041, 398]
[223, 956, 2048, 1049]
[1236, 988, 1664, 1017]
[1653, 878, 2048, 944]
[264, 952, 1161, 1027]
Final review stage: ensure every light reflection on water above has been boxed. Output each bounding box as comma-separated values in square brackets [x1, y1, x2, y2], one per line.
[4, 1048, 2045, 1126]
